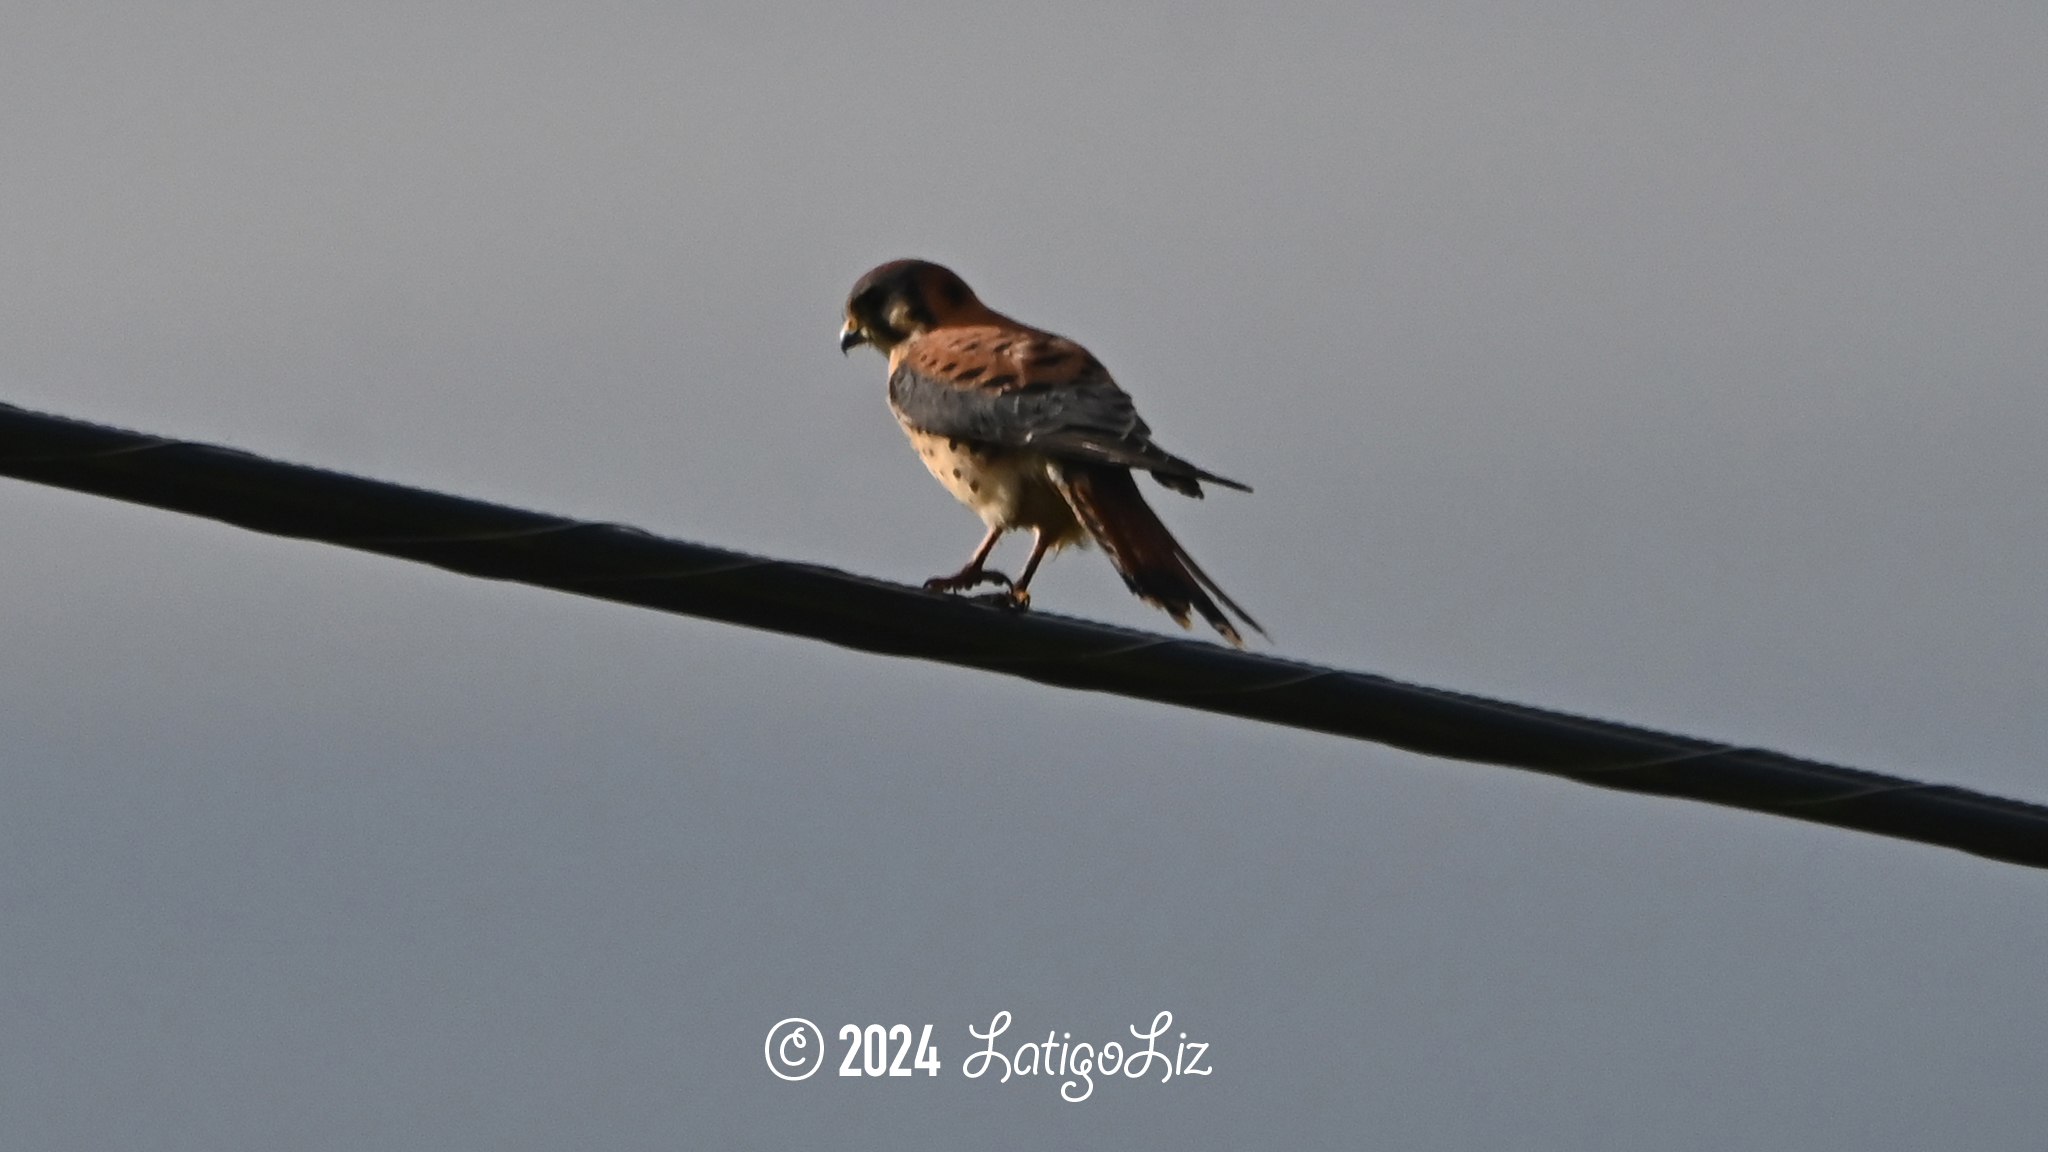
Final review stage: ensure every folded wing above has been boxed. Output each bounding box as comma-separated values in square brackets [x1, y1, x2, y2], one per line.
[889, 328, 1251, 497]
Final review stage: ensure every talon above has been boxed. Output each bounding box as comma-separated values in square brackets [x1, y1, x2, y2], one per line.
[969, 588, 1030, 610]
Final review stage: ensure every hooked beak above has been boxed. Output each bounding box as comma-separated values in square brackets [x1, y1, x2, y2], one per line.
[838, 321, 868, 354]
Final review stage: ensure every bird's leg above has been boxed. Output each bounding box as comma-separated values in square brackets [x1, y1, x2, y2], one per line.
[1001, 529, 1057, 608]
[923, 525, 1012, 592]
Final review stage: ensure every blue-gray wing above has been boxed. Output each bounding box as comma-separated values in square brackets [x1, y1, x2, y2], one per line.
[887, 332, 1250, 496]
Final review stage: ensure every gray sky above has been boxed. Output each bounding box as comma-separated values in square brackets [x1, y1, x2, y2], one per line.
[1, 2, 2044, 1147]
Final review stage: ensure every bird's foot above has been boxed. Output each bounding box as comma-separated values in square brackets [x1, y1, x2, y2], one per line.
[923, 567, 1013, 594]
[969, 587, 1031, 610]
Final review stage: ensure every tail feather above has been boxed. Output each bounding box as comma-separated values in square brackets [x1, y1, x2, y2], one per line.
[1051, 463, 1262, 646]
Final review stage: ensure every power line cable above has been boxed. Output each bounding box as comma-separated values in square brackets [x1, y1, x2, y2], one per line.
[1, 399, 2042, 870]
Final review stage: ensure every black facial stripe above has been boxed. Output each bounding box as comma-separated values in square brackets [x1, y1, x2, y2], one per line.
[903, 293, 936, 329]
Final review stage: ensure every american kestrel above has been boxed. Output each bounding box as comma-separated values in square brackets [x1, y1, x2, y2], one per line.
[839, 259, 1261, 645]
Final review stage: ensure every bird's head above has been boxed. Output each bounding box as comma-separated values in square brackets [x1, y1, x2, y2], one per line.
[839, 259, 985, 355]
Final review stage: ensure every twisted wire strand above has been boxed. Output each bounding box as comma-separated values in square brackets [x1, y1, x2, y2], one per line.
[1, 399, 2042, 870]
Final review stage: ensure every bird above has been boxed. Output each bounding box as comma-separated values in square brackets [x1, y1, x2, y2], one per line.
[839, 259, 1261, 645]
